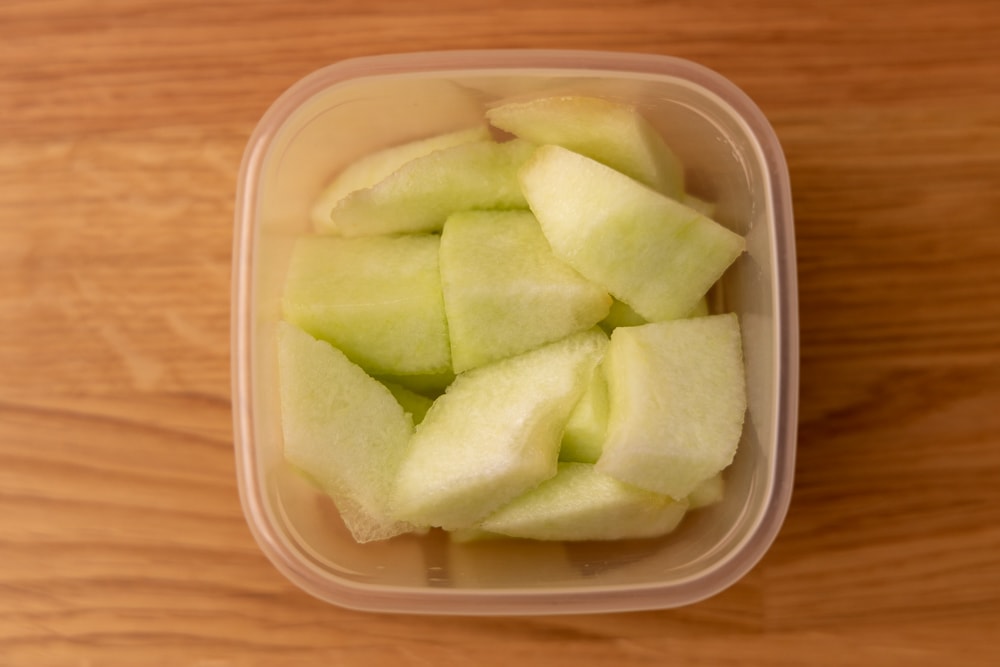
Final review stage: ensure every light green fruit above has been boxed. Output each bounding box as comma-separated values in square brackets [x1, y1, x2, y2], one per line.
[327, 138, 536, 237]
[276, 322, 415, 543]
[596, 314, 747, 499]
[282, 234, 450, 376]
[311, 125, 490, 230]
[687, 473, 725, 509]
[381, 381, 434, 425]
[391, 329, 608, 531]
[487, 95, 684, 198]
[479, 462, 688, 541]
[520, 145, 745, 322]
[440, 210, 611, 373]
[559, 362, 609, 464]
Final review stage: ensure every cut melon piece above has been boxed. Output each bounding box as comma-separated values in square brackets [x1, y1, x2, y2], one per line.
[327, 138, 536, 237]
[596, 314, 747, 499]
[282, 234, 450, 376]
[276, 322, 414, 543]
[559, 362, 609, 464]
[391, 329, 608, 531]
[487, 95, 684, 198]
[479, 462, 688, 541]
[440, 210, 611, 372]
[311, 125, 490, 230]
[520, 145, 745, 322]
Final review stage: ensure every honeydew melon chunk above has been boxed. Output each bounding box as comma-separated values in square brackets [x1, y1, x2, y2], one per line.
[381, 381, 434, 425]
[440, 210, 612, 373]
[596, 314, 747, 499]
[487, 95, 684, 198]
[282, 234, 450, 376]
[328, 138, 536, 237]
[391, 329, 608, 531]
[479, 462, 689, 541]
[687, 473, 725, 509]
[559, 362, 609, 464]
[311, 125, 490, 231]
[520, 145, 746, 322]
[276, 322, 415, 543]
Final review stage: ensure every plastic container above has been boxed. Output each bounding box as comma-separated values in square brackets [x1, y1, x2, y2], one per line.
[232, 49, 798, 615]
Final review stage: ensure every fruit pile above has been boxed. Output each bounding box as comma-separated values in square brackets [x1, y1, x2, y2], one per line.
[278, 96, 747, 544]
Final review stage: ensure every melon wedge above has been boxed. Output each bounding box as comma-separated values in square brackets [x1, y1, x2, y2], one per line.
[596, 314, 747, 499]
[276, 322, 414, 543]
[391, 329, 608, 530]
[282, 234, 450, 376]
[520, 145, 745, 322]
[311, 125, 490, 230]
[440, 210, 611, 372]
[479, 462, 688, 541]
[328, 138, 535, 237]
[487, 95, 684, 198]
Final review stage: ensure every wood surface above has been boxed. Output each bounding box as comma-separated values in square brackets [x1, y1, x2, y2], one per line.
[2, 0, 1000, 664]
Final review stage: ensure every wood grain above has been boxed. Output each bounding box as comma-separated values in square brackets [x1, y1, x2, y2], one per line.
[2, 0, 1000, 664]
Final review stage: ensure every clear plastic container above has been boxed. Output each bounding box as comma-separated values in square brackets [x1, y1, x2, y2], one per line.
[232, 49, 798, 615]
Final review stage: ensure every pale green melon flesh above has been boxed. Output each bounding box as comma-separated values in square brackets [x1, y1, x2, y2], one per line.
[440, 210, 611, 373]
[276, 322, 415, 543]
[559, 363, 609, 464]
[328, 138, 536, 237]
[596, 314, 747, 499]
[520, 145, 745, 322]
[479, 462, 688, 541]
[311, 125, 490, 231]
[281, 234, 450, 376]
[390, 329, 608, 531]
[487, 95, 684, 198]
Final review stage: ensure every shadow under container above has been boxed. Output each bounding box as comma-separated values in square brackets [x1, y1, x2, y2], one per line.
[232, 49, 799, 615]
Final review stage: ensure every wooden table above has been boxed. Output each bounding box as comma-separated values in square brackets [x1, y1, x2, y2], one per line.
[2, 0, 999, 664]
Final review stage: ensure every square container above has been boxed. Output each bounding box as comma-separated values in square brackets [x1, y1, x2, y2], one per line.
[232, 49, 798, 615]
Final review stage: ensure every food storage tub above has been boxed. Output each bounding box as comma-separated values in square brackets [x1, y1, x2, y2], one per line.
[232, 49, 798, 615]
